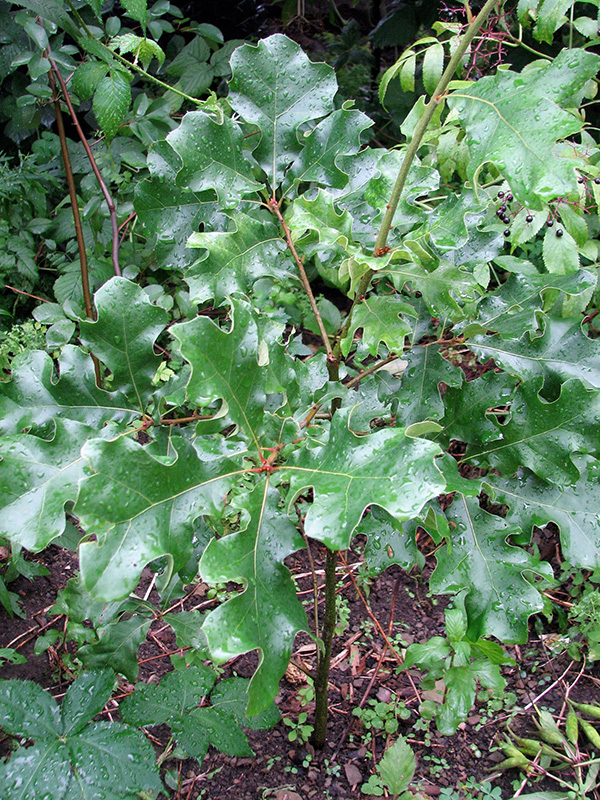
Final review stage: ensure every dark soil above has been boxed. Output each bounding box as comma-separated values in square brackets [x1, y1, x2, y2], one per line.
[1, 533, 598, 800]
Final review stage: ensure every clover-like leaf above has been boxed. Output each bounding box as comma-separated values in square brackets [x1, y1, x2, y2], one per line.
[431, 495, 553, 642]
[200, 481, 308, 715]
[79, 277, 170, 411]
[447, 49, 600, 208]
[285, 409, 444, 551]
[228, 34, 337, 189]
[168, 111, 262, 209]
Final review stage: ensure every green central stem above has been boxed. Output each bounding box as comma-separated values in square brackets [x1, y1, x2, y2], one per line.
[333, 0, 499, 360]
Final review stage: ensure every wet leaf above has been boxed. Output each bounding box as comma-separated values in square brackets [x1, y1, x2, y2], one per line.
[76, 434, 242, 600]
[168, 111, 261, 208]
[0, 420, 93, 551]
[448, 49, 600, 208]
[79, 277, 170, 412]
[467, 379, 600, 485]
[201, 481, 308, 715]
[486, 458, 600, 570]
[185, 213, 291, 304]
[228, 34, 337, 189]
[0, 671, 161, 799]
[285, 409, 444, 551]
[471, 315, 600, 394]
[431, 495, 553, 642]
[0, 347, 136, 435]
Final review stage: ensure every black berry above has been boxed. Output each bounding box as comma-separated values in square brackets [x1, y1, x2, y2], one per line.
[595, 177, 600, 185]
[506, 193, 513, 202]
[502, 215, 510, 224]
[504, 229, 511, 237]
[497, 191, 505, 198]
[547, 219, 554, 227]
[556, 228, 564, 237]
[525, 214, 533, 223]
[578, 176, 585, 184]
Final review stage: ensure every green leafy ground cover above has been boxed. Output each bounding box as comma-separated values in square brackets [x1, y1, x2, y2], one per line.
[1, 0, 600, 797]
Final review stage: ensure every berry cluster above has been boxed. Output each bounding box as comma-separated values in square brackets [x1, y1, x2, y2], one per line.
[495, 190, 513, 237]
[497, 173, 600, 242]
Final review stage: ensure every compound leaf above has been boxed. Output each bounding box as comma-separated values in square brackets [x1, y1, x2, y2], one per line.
[66, 720, 161, 799]
[93, 71, 131, 141]
[77, 616, 152, 681]
[0, 679, 61, 740]
[119, 664, 216, 728]
[0, 671, 161, 800]
[61, 670, 115, 737]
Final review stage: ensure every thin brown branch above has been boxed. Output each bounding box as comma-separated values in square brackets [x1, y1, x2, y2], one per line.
[4, 285, 50, 304]
[268, 197, 334, 360]
[345, 354, 399, 389]
[49, 66, 102, 386]
[48, 57, 121, 277]
[159, 414, 214, 425]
